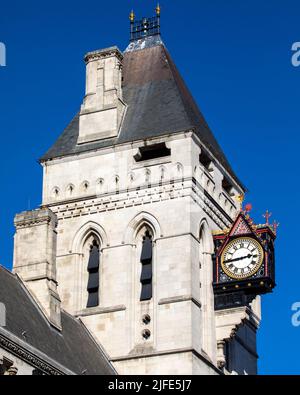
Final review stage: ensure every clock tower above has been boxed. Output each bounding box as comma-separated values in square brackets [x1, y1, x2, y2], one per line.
[12, 9, 277, 375]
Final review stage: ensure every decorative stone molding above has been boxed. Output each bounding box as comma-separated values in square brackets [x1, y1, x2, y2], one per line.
[123, 211, 163, 244]
[217, 341, 226, 369]
[111, 348, 221, 375]
[215, 306, 260, 342]
[71, 220, 109, 252]
[0, 335, 63, 375]
[14, 208, 57, 230]
[215, 305, 261, 370]
[47, 176, 234, 231]
[84, 46, 123, 64]
[6, 366, 18, 376]
[158, 295, 202, 309]
[75, 305, 126, 317]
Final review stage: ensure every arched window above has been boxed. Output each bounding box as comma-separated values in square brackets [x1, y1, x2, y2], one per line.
[87, 239, 100, 308]
[140, 230, 153, 301]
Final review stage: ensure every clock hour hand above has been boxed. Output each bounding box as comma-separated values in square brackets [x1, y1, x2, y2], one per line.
[224, 254, 257, 264]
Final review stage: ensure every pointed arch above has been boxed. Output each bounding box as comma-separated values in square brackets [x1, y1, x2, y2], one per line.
[199, 219, 214, 255]
[125, 212, 160, 346]
[71, 221, 109, 253]
[123, 212, 163, 244]
[71, 222, 108, 311]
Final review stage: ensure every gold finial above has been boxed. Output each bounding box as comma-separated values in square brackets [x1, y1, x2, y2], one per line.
[156, 3, 161, 16]
[236, 194, 245, 204]
[129, 10, 135, 22]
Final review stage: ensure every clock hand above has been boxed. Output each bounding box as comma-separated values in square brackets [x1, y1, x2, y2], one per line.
[224, 254, 257, 264]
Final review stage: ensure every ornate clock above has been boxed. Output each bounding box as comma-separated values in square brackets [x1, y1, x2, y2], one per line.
[213, 210, 277, 310]
[221, 237, 264, 280]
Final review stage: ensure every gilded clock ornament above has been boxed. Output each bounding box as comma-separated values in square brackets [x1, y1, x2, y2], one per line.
[213, 209, 277, 310]
[221, 237, 264, 280]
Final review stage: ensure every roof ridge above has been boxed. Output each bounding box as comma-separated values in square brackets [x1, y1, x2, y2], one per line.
[161, 46, 196, 130]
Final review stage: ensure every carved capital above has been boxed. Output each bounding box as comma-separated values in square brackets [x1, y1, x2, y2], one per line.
[84, 46, 123, 64]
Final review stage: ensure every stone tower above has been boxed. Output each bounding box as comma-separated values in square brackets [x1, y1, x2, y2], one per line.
[13, 12, 262, 375]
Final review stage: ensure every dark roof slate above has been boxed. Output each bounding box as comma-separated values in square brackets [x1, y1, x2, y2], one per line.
[0, 265, 115, 375]
[41, 36, 243, 188]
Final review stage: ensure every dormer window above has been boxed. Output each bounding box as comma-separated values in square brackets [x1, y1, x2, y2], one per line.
[134, 143, 171, 162]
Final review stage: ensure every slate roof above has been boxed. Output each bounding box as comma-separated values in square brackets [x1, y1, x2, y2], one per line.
[0, 265, 115, 375]
[41, 35, 243, 188]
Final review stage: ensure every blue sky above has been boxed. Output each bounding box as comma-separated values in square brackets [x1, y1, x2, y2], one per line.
[0, 0, 299, 375]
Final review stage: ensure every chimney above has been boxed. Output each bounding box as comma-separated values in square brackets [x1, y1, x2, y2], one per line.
[13, 208, 62, 330]
[78, 46, 126, 144]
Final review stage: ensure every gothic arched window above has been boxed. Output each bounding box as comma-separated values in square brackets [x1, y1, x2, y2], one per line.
[87, 239, 100, 308]
[140, 230, 153, 301]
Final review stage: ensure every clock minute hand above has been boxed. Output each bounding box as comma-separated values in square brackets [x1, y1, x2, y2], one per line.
[224, 254, 254, 264]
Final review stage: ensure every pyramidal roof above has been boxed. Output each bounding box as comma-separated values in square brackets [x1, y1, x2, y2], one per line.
[41, 34, 243, 188]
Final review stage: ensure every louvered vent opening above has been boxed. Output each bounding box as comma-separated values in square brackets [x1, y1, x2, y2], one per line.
[87, 240, 100, 308]
[140, 231, 153, 301]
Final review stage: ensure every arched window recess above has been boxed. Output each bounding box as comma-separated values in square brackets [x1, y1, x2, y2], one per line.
[140, 230, 153, 302]
[87, 239, 100, 308]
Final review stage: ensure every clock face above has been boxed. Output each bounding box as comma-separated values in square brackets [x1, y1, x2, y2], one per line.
[221, 237, 264, 280]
